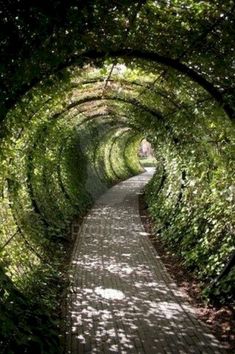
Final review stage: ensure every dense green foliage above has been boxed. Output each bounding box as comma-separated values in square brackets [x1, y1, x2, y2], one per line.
[0, 69, 143, 352]
[0, 0, 234, 352]
[145, 122, 235, 302]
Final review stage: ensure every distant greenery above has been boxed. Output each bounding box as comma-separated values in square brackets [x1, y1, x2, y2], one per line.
[139, 156, 157, 167]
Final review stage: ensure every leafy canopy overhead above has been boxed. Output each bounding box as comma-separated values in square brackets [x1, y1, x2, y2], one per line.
[0, 0, 234, 120]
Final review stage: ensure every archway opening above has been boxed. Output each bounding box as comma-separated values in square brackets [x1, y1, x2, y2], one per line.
[138, 139, 157, 168]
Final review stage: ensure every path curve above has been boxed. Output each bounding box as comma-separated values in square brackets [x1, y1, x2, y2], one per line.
[64, 169, 225, 354]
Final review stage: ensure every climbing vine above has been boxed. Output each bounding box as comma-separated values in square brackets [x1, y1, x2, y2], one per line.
[0, 0, 234, 352]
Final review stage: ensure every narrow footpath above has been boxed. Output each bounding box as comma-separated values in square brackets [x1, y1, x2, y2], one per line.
[64, 168, 225, 354]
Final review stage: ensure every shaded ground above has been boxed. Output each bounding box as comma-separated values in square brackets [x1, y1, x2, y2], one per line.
[63, 169, 227, 353]
[139, 191, 235, 352]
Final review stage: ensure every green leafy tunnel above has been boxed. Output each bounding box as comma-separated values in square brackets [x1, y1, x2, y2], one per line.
[0, 1, 234, 352]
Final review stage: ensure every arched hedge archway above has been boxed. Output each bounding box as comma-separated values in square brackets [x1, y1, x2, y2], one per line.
[0, 1, 234, 352]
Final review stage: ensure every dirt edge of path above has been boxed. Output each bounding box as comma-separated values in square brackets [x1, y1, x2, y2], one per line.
[139, 191, 235, 352]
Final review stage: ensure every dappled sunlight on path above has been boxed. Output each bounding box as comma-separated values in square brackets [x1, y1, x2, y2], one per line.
[64, 169, 225, 353]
